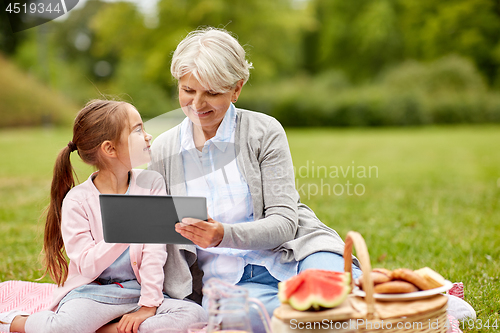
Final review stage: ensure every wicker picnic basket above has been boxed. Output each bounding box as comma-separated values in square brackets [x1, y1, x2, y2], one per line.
[272, 231, 449, 333]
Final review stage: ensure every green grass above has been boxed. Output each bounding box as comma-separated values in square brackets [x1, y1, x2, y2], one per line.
[1, 125, 499, 331]
[0, 127, 94, 282]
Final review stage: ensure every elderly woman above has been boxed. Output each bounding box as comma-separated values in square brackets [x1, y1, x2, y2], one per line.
[149, 27, 361, 330]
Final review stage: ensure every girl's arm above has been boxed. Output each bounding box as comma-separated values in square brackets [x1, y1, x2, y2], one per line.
[61, 198, 129, 279]
[137, 243, 167, 307]
[136, 171, 168, 308]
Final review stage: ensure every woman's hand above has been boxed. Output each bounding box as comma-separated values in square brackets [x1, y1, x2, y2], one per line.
[175, 216, 224, 248]
[117, 306, 157, 333]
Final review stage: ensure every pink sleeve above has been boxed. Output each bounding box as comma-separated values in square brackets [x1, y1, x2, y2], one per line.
[138, 172, 168, 307]
[61, 198, 128, 279]
[150, 174, 167, 196]
[137, 244, 167, 307]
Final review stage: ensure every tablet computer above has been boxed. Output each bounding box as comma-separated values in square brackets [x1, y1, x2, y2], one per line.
[99, 194, 207, 244]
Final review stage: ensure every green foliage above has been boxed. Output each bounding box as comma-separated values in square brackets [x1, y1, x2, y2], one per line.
[396, 0, 500, 85]
[308, 0, 403, 80]
[0, 0, 27, 54]
[307, 0, 500, 85]
[150, 0, 313, 82]
[0, 54, 78, 127]
[379, 55, 488, 95]
[3, 0, 500, 125]
[6, 0, 314, 118]
[239, 55, 500, 127]
[110, 60, 176, 119]
[89, 2, 148, 60]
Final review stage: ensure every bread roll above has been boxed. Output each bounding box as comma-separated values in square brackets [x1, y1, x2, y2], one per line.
[372, 268, 393, 279]
[358, 271, 392, 290]
[374, 281, 419, 294]
[392, 268, 433, 290]
[414, 267, 446, 289]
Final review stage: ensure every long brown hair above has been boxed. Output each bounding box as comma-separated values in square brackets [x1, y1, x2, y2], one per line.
[43, 99, 129, 286]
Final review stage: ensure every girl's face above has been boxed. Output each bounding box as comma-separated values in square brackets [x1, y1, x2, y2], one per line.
[178, 74, 243, 130]
[118, 105, 152, 169]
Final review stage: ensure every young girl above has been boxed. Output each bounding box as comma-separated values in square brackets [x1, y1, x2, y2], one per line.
[0, 100, 206, 333]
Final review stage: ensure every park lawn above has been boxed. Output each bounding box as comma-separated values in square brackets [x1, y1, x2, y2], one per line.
[0, 127, 92, 283]
[0, 125, 499, 332]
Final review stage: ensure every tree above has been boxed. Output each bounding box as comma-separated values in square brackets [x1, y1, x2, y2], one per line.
[398, 0, 500, 85]
[304, 0, 403, 82]
[306, 0, 500, 85]
[0, 0, 28, 54]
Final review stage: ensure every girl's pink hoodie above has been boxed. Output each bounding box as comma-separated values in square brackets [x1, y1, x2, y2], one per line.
[48, 169, 167, 311]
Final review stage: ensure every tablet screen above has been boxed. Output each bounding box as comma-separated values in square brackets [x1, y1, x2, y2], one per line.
[100, 194, 207, 244]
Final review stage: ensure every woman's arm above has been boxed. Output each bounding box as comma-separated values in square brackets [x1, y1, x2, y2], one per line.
[177, 116, 299, 250]
[220, 117, 299, 248]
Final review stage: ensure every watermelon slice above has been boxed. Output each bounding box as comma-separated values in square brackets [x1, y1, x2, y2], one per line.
[278, 269, 347, 303]
[278, 272, 305, 302]
[278, 269, 351, 311]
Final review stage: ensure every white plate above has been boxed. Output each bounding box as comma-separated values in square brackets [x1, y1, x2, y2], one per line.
[352, 280, 453, 301]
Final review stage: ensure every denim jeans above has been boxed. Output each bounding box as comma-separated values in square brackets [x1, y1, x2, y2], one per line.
[235, 252, 361, 333]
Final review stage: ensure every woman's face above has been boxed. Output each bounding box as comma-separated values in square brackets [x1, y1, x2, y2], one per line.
[118, 105, 152, 169]
[178, 74, 243, 130]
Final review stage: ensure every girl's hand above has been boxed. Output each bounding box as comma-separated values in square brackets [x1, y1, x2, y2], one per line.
[117, 306, 157, 333]
[175, 215, 224, 248]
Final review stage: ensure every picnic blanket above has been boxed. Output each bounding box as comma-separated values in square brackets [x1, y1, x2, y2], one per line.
[0, 281, 56, 333]
[1, 280, 463, 333]
[0, 280, 56, 314]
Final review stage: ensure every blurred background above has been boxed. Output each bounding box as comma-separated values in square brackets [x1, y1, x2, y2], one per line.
[1, 0, 500, 127]
[1, 2, 499, 328]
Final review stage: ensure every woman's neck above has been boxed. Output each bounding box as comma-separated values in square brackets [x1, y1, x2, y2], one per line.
[93, 169, 131, 194]
[192, 121, 222, 151]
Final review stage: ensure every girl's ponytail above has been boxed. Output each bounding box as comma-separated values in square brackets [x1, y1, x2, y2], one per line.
[43, 143, 77, 286]
[41, 99, 129, 286]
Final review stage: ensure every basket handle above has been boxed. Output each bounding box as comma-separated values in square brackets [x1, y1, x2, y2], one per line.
[343, 231, 376, 319]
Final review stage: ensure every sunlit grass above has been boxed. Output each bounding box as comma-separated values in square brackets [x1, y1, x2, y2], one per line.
[0, 125, 498, 331]
[287, 126, 500, 332]
[0, 127, 93, 282]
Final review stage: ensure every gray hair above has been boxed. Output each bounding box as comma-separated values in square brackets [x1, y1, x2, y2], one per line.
[171, 27, 253, 93]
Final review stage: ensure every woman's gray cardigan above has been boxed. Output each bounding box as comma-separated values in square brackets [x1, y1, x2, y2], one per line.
[147, 108, 357, 301]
